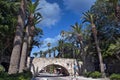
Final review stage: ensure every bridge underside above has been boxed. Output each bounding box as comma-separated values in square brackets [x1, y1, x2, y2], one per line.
[39, 64, 70, 76]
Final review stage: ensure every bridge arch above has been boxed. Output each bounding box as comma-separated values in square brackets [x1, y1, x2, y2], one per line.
[40, 64, 70, 76]
[28, 57, 82, 76]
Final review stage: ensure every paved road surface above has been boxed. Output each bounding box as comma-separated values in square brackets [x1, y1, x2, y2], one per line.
[35, 77, 66, 80]
[34, 76, 109, 80]
[32, 73, 109, 80]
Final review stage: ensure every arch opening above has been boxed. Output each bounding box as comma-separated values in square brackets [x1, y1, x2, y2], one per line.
[39, 64, 70, 76]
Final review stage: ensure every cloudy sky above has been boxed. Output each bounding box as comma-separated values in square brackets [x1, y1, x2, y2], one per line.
[31, 0, 96, 57]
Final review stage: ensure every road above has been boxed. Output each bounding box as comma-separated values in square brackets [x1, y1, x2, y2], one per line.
[35, 77, 67, 80]
[34, 73, 67, 80]
[34, 76, 110, 80]
[32, 73, 110, 80]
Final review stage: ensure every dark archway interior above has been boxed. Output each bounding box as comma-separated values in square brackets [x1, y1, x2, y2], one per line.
[40, 64, 70, 76]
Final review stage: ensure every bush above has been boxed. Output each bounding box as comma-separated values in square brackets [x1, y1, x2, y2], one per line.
[0, 72, 8, 78]
[89, 71, 102, 78]
[0, 65, 5, 73]
[110, 73, 120, 80]
[84, 72, 92, 77]
[0, 70, 32, 80]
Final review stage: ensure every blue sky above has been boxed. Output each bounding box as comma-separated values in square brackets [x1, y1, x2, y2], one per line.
[31, 0, 96, 57]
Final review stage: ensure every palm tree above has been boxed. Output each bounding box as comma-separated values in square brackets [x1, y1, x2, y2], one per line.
[8, 0, 26, 74]
[47, 42, 51, 57]
[71, 23, 84, 54]
[83, 11, 106, 77]
[71, 23, 87, 75]
[27, 0, 42, 55]
[19, 0, 42, 73]
[60, 31, 66, 57]
[19, 25, 29, 73]
[57, 40, 64, 58]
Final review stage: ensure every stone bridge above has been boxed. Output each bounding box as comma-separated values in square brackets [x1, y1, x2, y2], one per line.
[27, 57, 82, 76]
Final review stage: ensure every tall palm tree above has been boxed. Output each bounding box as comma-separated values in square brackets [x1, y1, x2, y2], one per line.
[57, 40, 64, 57]
[71, 23, 86, 75]
[19, 0, 42, 73]
[8, 0, 26, 74]
[60, 31, 66, 57]
[71, 23, 84, 54]
[27, 0, 42, 55]
[47, 42, 51, 57]
[83, 11, 105, 77]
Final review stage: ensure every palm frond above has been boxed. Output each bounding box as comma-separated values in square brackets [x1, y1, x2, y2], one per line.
[82, 11, 95, 24]
[34, 12, 42, 24]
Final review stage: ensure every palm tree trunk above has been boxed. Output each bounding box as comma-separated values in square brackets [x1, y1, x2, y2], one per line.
[19, 25, 29, 73]
[79, 41, 87, 75]
[92, 24, 105, 78]
[8, 0, 26, 74]
[27, 13, 34, 57]
[28, 35, 33, 56]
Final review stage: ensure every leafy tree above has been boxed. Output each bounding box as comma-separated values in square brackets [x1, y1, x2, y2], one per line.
[106, 0, 120, 26]
[0, 0, 18, 63]
[103, 38, 120, 60]
[90, 0, 120, 60]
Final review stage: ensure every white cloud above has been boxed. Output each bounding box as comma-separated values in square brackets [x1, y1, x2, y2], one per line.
[63, 0, 96, 14]
[37, 0, 61, 27]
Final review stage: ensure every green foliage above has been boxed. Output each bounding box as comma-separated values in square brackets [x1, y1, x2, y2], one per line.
[89, 71, 102, 78]
[0, 65, 5, 73]
[82, 11, 96, 24]
[110, 73, 120, 80]
[83, 71, 92, 77]
[0, 0, 18, 56]
[27, 0, 40, 14]
[103, 38, 120, 58]
[84, 71, 102, 78]
[0, 70, 32, 80]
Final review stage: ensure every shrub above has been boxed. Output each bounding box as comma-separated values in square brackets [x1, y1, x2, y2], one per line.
[0, 70, 32, 80]
[0, 72, 8, 77]
[84, 72, 92, 77]
[0, 65, 5, 73]
[89, 71, 102, 78]
[110, 73, 120, 80]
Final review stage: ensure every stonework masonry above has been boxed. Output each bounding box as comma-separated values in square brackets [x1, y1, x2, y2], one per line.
[27, 57, 82, 76]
